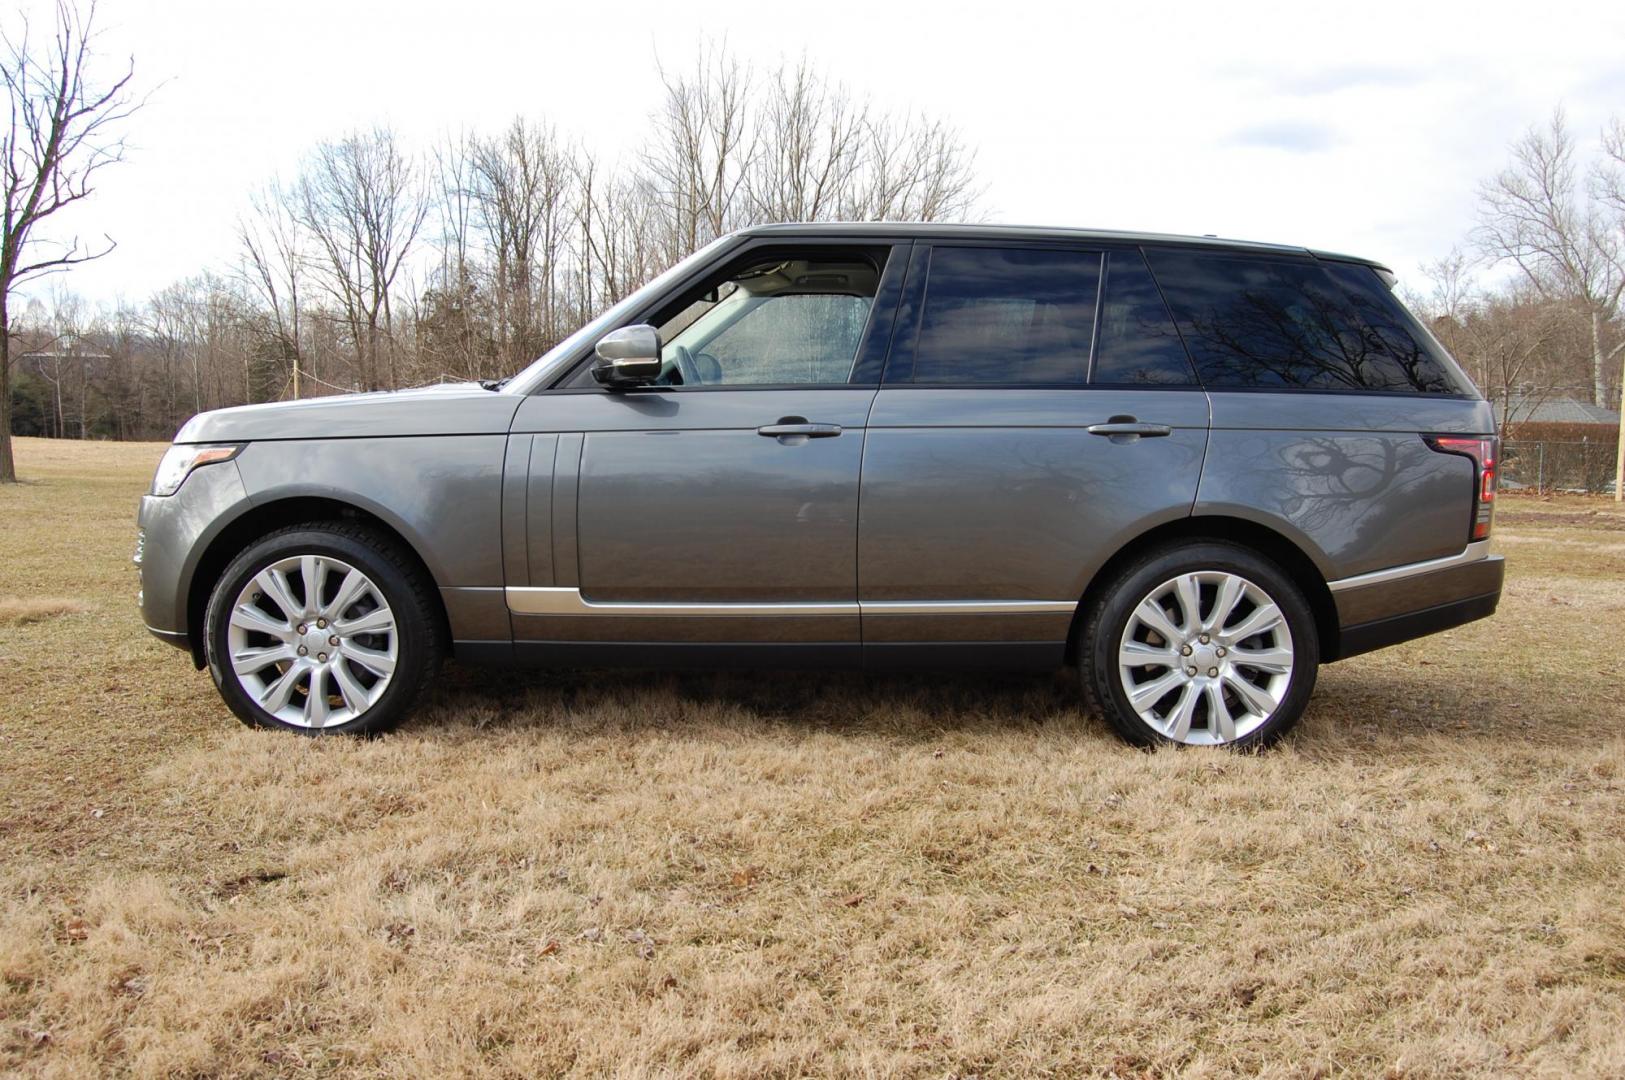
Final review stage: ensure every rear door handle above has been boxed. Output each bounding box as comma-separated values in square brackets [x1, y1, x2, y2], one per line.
[757, 421, 843, 439]
[1087, 422, 1172, 439]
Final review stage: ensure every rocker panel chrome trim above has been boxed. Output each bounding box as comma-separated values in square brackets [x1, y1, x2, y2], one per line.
[504, 587, 1077, 618]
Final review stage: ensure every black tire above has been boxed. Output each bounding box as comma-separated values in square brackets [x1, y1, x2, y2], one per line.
[1079, 541, 1319, 749]
[203, 523, 442, 736]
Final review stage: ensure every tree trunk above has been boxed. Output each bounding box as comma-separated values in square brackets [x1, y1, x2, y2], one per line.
[0, 294, 15, 483]
[1593, 309, 1608, 408]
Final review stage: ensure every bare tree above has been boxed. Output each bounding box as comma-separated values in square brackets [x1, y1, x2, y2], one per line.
[468, 117, 574, 367]
[643, 43, 755, 263]
[236, 179, 306, 396]
[296, 127, 426, 391]
[1476, 108, 1625, 408]
[1, 0, 136, 481]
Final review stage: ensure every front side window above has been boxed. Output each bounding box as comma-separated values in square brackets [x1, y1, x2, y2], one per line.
[1145, 250, 1460, 392]
[906, 247, 1100, 384]
[650, 254, 880, 387]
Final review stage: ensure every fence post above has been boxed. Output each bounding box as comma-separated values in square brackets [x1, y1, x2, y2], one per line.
[1538, 442, 1545, 493]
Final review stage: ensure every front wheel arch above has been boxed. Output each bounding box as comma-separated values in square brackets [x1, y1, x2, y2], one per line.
[185, 497, 450, 669]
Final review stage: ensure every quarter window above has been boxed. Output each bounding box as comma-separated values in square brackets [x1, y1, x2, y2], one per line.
[1145, 251, 1460, 392]
[907, 247, 1100, 384]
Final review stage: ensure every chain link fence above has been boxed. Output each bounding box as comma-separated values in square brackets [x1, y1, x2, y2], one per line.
[1501, 441, 1620, 494]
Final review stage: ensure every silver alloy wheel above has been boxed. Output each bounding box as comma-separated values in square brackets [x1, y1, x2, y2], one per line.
[1116, 571, 1294, 745]
[225, 554, 398, 728]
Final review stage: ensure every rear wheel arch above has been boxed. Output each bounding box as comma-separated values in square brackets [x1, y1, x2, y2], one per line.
[184, 497, 449, 668]
[1068, 515, 1341, 665]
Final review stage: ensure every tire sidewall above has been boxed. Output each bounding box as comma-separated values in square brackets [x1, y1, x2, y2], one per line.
[204, 527, 431, 736]
[1085, 542, 1320, 749]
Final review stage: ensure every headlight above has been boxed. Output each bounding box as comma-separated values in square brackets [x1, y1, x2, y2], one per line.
[151, 444, 243, 497]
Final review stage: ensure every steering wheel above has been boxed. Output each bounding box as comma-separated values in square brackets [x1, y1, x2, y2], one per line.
[666, 343, 702, 386]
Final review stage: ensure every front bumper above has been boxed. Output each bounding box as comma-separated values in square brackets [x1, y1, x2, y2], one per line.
[135, 459, 250, 650]
[1327, 543, 1505, 661]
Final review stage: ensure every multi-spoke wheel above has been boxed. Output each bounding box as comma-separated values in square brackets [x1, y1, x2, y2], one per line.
[204, 524, 441, 735]
[1080, 542, 1318, 748]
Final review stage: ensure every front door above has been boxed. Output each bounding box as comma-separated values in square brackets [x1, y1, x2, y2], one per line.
[506, 242, 907, 662]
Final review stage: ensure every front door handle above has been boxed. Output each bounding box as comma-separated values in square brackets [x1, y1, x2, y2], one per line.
[1087, 421, 1172, 439]
[757, 420, 843, 439]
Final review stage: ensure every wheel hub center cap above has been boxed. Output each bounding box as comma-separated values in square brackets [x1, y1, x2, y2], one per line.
[302, 627, 334, 656]
[1188, 642, 1220, 672]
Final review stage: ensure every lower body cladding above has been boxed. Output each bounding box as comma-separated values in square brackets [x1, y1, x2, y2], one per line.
[448, 543, 1506, 669]
[1325, 541, 1505, 660]
[467, 593, 1079, 670]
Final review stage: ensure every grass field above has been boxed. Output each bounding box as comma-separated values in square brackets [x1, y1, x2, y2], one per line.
[1, 435, 1623, 1078]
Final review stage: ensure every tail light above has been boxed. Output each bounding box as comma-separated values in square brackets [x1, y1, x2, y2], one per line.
[1425, 436, 1497, 541]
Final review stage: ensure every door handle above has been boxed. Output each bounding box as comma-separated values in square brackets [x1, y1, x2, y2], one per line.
[757, 421, 843, 438]
[1087, 421, 1172, 439]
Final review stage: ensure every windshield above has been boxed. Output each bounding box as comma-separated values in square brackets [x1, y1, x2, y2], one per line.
[501, 235, 738, 394]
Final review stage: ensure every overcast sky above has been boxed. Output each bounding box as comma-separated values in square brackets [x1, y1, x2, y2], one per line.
[13, 0, 1625, 310]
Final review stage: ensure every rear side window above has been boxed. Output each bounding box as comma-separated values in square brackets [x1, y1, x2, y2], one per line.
[1145, 250, 1461, 393]
[908, 247, 1100, 384]
[1091, 251, 1196, 385]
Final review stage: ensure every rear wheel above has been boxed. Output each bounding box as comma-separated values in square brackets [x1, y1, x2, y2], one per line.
[203, 524, 441, 735]
[1080, 542, 1318, 748]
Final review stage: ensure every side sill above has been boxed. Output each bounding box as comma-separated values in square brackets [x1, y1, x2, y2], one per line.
[511, 641, 862, 669]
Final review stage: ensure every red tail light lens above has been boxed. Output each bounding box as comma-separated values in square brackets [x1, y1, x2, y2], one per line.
[1425, 436, 1497, 541]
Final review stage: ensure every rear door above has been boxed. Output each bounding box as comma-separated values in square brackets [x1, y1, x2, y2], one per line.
[857, 244, 1211, 665]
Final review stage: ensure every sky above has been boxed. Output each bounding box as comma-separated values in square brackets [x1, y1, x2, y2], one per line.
[11, 0, 1625, 310]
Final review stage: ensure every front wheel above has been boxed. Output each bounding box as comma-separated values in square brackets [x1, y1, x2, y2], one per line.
[203, 524, 442, 735]
[1079, 542, 1319, 748]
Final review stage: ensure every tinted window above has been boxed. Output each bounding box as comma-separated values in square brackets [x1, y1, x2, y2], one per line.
[1092, 251, 1195, 385]
[1319, 262, 1464, 394]
[1146, 251, 1459, 392]
[909, 247, 1100, 384]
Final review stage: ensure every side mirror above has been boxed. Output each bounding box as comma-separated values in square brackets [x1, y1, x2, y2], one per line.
[591, 325, 663, 387]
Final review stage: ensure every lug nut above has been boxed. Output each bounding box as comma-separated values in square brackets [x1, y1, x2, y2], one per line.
[1216, 646, 1227, 657]
[1207, 667, 1218, 677]
[297, 624, 307, 634]
[1199, 633, 1210, 644]
[328, 635, 339, 646]
[297, 645, 308, 656]
[317, 652, 327, 662]
[1186, 666, 1198, 676]
[316, 618, 327, 629]
[1180, 644, 1193, 656]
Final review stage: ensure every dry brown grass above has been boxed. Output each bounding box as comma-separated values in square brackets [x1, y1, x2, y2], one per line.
[1, 436, 1623, 1078]
[0, 598, 87, 628]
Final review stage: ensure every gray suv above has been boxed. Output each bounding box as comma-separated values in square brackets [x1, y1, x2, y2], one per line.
[136, 224, 1505, 747]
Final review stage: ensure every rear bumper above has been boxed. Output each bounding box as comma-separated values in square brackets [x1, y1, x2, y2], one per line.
[1328, 547, 1505, 661]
